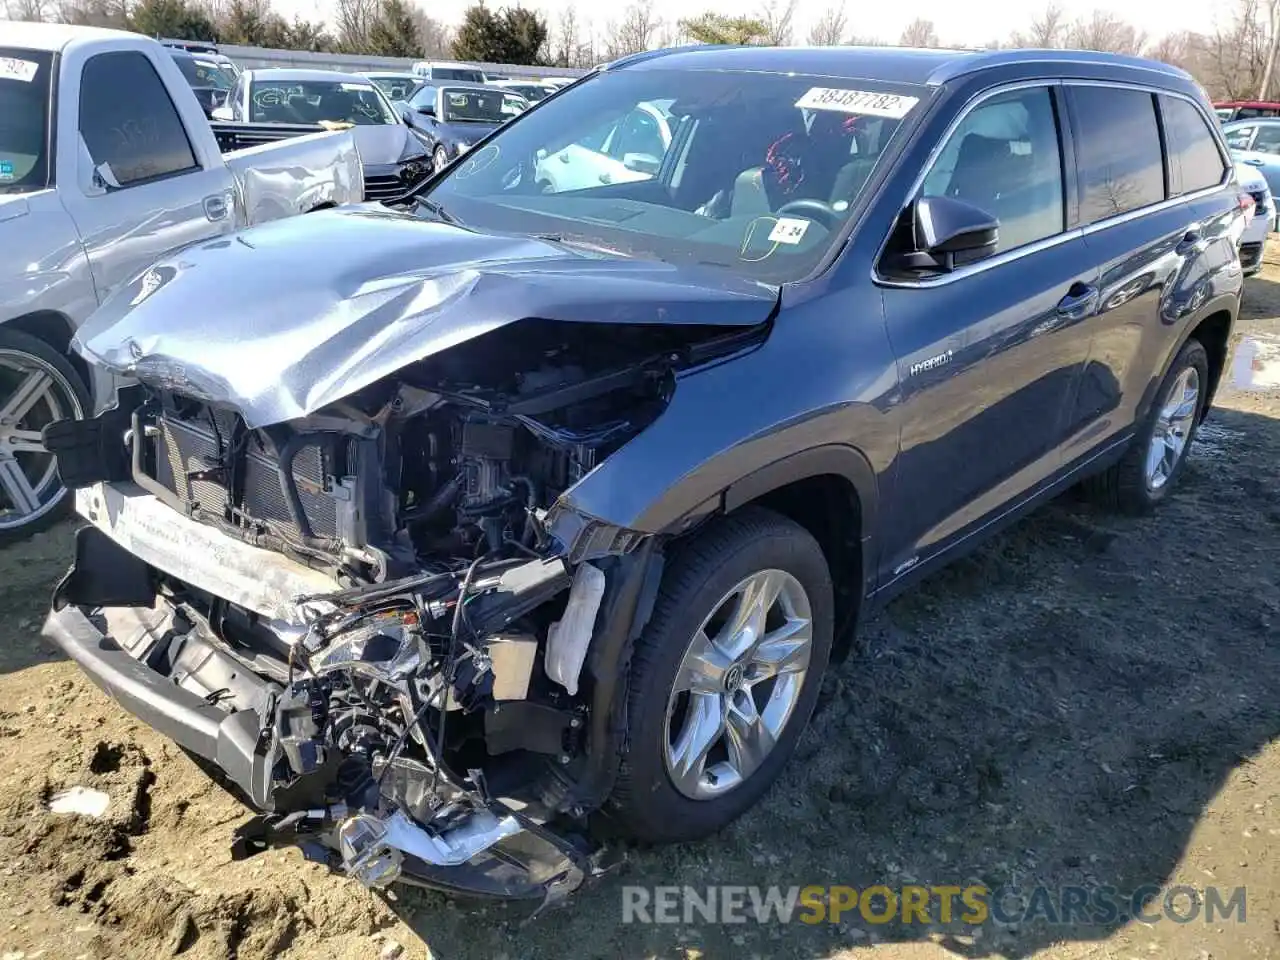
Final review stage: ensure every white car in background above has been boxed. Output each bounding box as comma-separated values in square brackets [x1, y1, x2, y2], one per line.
[534, 100, 673, 193]
[1236, 159, 1274, 276]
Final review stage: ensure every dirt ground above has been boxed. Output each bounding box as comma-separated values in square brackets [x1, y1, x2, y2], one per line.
[3, 260, 1280, 960]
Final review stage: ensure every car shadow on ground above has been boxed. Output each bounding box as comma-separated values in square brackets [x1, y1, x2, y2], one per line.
[0, 522, 73, 674]
[382, 404, 1280, 959]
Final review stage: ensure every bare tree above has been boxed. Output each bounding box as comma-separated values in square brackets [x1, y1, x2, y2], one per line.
[807, 4, 846, 45]
[1008, 3, 1065, 47]
[52, 0, 127, 27]
[846, 33, 887, 46]
[1259, 0, 1280, 97]
[1065, 10, 1146, 54]
[410, 6, 451, 57]
[334, 0, 379, 52]
[3, 0, 51, 20]
[603, 3, 660, 59]
[757, 0, 795, 45]
[900, 17, 939, 48]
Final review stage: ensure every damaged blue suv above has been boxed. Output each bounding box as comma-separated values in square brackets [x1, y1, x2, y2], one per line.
[43, 44, 1242, 903]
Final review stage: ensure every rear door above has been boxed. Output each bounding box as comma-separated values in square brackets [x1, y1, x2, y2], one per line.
[1061, 84, 1230, 461]
[57, 46, 237, 304]
[878, 83, 1098, 580]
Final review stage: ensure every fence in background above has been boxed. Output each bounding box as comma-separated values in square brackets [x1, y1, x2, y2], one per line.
[217, 43, 590, 79]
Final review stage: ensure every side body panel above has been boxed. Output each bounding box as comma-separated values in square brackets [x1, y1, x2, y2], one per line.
[55, 37, 238, 305]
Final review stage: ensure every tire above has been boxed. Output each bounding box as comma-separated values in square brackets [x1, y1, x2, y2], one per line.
[1083, 337, 1209, 514]
[607, 507, 834, 844]
[433, 146, 450, 173]
[0, 328, 89, 545]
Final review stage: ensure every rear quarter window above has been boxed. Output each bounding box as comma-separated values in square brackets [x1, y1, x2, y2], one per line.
[1161, 96, 1227, 194]
[1070, 85, 1165, 224]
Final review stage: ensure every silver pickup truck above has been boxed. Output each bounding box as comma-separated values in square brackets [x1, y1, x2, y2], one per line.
[0, 24, 363, 543]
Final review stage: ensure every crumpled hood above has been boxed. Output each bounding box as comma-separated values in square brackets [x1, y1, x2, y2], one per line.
[351, 123, 427, 164]
[73, 205, 777, 428]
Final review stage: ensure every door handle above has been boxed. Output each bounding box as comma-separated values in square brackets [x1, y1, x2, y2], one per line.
[1244, 157, 1265, 166]
[1055, 282, 1099, 321]
[203, 193, 230, 223]
[1176, 229, 1202, 253]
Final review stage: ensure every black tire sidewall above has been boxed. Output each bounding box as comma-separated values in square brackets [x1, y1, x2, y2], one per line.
[612, 510, 834, 842]
[0, 327, 90, 544]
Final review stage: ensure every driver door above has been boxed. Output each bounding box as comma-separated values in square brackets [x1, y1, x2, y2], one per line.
[878, 83, 1097, 584]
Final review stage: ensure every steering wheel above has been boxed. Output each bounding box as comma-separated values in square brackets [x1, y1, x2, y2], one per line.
[774, 199, 841, 231]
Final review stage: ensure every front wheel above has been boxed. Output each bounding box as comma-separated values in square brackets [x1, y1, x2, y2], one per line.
[0, 328, 89, 544]
[433, 145, 451, 173]
[607, 507, 834, 844]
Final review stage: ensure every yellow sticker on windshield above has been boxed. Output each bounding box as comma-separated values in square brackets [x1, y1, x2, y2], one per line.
[0, 57, 39, 82]
[794, 87, 918, 118]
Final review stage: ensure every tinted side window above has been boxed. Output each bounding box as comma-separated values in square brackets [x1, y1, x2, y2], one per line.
[80, 52, 197, 187]
[920, 86, 1065, 253]
[1072, 86, 1164, 224]
[1253, 124, 1280, 154]
[1162, 96, 1227, 194]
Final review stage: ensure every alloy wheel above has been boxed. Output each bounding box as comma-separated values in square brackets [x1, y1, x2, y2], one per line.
[0, 350, 84, 532]
[1144, 365, 1200, 491]
[663, 568, 813, 800]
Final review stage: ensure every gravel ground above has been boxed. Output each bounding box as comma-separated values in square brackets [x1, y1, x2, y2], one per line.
[2, 259, 1280, 960]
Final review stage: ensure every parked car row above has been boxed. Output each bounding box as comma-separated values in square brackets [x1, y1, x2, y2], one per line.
[29, 40, 1252, 913]
[0, 25, 365, 541]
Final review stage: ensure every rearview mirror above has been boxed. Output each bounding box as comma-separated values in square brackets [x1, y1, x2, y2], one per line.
[900, 195, 999, 273]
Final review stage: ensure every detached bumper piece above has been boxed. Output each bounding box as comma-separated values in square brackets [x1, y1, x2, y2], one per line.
[42, 526, 594, 902]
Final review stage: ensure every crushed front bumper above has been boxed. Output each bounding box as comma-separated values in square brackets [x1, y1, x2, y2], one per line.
[45, 593, 275, 806]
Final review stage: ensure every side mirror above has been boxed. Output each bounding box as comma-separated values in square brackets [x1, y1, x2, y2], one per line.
[622, 152, 661, 175]
[417, 103, 436, 117]
[900, 195, 999, 273]
[210, 105, 233, 121]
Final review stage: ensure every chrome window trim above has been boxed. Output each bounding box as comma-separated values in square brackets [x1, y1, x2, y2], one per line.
[873, 77, 1232, 290]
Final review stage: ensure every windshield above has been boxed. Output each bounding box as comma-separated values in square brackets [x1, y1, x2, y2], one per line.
[188, 58, 232, 90]
[433, 67, 486, 83]
[440, 88, 527, 123]
[504, 83, 551, 102]
[249, 78, 397, 125]
[369, 75, 421, 101]
[423, 68, 921, 283]
[0, 48, 53, 195]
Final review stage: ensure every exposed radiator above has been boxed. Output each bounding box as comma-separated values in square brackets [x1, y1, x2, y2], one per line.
[152, 409, 339, 541]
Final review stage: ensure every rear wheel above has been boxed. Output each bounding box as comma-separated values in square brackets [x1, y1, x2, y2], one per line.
[0, 328, 89, 544]
[607, 508, 833, 843]
[1084, 337, 1208, 513]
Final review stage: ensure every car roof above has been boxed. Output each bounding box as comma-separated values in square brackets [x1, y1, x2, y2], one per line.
[363, 72, 418, 79]
[247, 68, 374, 85]
[2, 21, 140, 52]
[611, 44, 1193, 88]
[1224, 116, 1280, 127]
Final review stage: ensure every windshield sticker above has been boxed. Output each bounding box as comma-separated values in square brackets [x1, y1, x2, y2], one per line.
[0, 57, 39, 83]
[794, 87, 918, 118]
[768, 217, 810, 245]
[449, 93, 468, 107]
[0, 161, 12, 181]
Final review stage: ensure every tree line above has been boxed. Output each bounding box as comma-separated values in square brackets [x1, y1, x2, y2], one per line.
[4, 0, 1279, 100]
